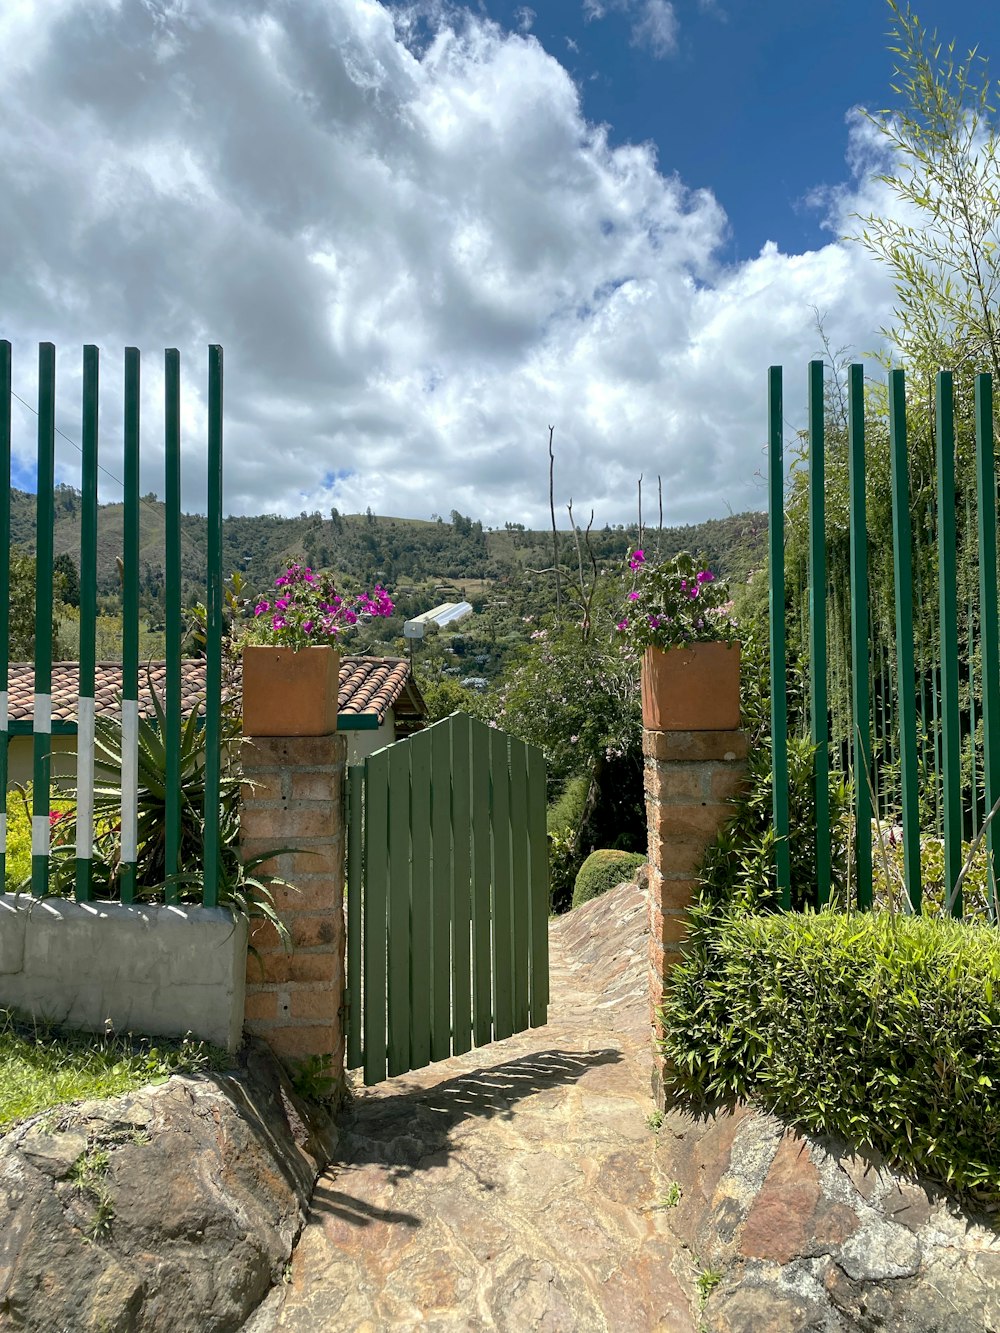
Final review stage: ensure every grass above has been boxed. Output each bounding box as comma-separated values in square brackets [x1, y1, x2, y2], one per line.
[0, 1009, 229, 1132]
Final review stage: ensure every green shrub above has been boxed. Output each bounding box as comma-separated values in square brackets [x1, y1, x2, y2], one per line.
[572, 849, 646, 909]
[4, 790, 32, 893]
[4, 786, 73, 894]
[660, 906, 1000, 1201]
[547, 776, 590, 911]
[547, 774, 589, 838]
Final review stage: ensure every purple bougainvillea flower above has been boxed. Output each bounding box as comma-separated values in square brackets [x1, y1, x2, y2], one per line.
[254, 600, 270, 616]
[616, 619, 629, 630]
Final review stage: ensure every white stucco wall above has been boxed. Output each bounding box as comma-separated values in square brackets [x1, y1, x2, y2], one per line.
[0, 894, 248, 1051]
[344, 713, 396, 766]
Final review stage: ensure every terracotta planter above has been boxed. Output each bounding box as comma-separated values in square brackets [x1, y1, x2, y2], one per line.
[641, 642, 741, 732]
[241, 645, 340, 737]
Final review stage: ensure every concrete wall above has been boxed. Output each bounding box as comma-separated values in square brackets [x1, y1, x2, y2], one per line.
[7, 736, 76, 790]
[0, 895, 248, 1051]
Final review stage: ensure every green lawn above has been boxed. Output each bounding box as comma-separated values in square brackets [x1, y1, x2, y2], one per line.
[0, 1010, 227, 1131]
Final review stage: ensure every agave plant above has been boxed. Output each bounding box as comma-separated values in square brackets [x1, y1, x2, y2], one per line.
[45, 678, 295, 947]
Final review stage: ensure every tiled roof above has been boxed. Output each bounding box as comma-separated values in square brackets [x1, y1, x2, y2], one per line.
[5, 657, 426, 728]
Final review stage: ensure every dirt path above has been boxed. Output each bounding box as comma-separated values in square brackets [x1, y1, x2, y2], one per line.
[246, 883, 698, 1332]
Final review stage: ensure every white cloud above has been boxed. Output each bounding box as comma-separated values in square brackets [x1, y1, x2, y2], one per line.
[582, 0, 677, 59]
[0, 0, 893, 529]
[631, 0, 678, 58]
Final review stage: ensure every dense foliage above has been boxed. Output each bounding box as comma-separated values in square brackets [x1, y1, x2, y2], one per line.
[660, 906, 1000, 1202]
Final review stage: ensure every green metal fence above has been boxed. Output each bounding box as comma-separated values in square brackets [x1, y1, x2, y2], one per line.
[346, 712, 549, 1085]
[769, 360, 998, 920]
[0, 341, 225, 906]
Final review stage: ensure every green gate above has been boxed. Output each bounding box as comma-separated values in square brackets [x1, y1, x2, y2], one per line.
[345, 712, 549, 1085]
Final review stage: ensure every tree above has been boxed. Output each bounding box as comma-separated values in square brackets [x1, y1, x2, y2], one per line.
[54, 552, 79, 608]
[855, 1, 1000, 391]
[8, 547, 66, 660]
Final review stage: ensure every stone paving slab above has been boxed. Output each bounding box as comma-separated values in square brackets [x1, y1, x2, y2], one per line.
[246, 882, 698, 1332]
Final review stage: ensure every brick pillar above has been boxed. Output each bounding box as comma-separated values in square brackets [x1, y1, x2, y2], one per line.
[644, 727, 748, 1098]
[240, 734, 347, 1091]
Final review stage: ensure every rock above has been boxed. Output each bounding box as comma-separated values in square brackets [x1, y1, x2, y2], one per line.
[837, 1220, 921, 1281]
[740, 1133, 823, 1263]
[0, 1040, 336, 1332]
[708, 1270, 840, 1333]
[17, 1126, 88, 1178]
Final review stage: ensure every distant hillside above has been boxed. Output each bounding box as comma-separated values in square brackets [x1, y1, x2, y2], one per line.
[10, 486, 766, 615]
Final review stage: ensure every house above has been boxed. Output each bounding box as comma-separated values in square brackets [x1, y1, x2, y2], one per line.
[3, 657, 427, 787]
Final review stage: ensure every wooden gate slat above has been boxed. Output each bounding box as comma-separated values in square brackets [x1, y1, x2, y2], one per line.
[386, 741, 412, 1077]
[346, 764, 364, 1070]
[527, 745, 550, 1026]
[430, 721, 453, 1062]
[362, 748, 389, 1085]
[490, 728, 515, 1042]
[450, 715, 473, 1055]
[508, 737, 531, 1033]
[470, 720, 493, 1046]
[409, 732, 432, 1071]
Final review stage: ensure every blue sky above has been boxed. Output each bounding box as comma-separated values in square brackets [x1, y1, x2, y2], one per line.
[0, 1, 997, 526]
[484, 0, 1000, 259]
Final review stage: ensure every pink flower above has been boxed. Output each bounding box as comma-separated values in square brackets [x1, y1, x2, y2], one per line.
[616, 619, 629, 630]
[254, 600, 270, 616]
[628, 590, 640, 601]
[628, 549, 646, 570]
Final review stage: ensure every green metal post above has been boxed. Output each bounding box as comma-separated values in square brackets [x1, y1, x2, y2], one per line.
[975, 374, 1000, 921]
[809, 360, 830, 906]
[31, 343, 56, 898]
[0, 341, 10, 888]
[202, 346, 224, 908]
[768, 366, 791, 907]
[75, 346, 99, 902]
[889, 369, 922, 911]
[935, 372, 962, 912]
[968, 496, 980, 838]
[119, 348, 140, 904]
[164, 349, 182, 898]
[848, 364, 872, 909]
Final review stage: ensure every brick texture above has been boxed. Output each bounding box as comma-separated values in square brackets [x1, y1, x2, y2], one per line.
[643, 726, 748, 1056]
[241, 731, 347, 1093]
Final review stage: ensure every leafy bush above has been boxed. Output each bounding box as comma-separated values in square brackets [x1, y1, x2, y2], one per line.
[871, 829, 994, 922]
[572, 849, 646, 909]
[547, 775, 590, 911]
[4, 787, 73, 893]
[660, 906, 1000, 1201]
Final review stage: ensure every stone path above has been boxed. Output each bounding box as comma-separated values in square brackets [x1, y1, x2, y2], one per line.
[247, 882, 1000, 1333]
[247, 882, 700, 1332]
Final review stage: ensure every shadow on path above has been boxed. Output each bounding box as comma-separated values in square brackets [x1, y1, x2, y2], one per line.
[314, 1046, 622, 1221]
